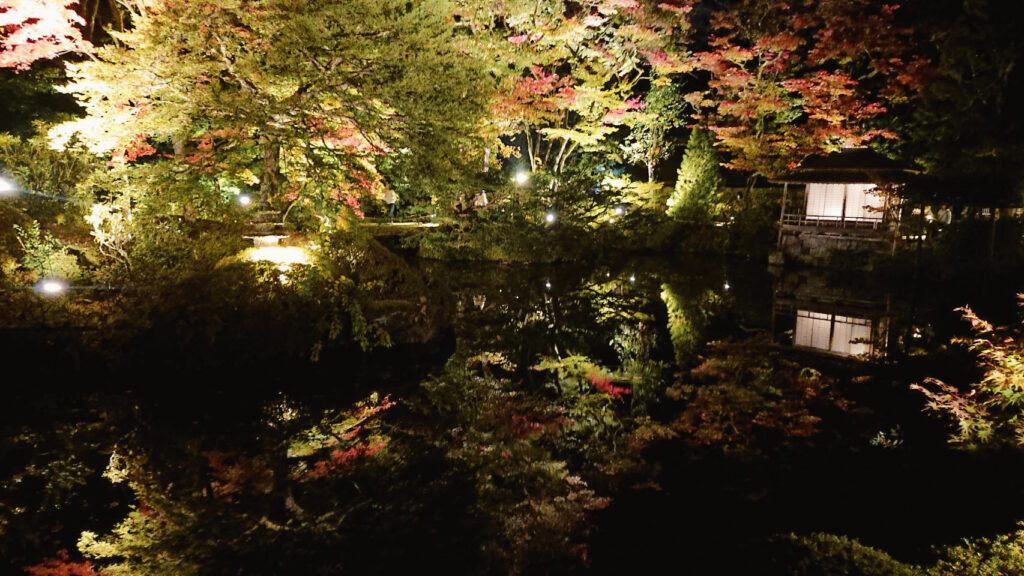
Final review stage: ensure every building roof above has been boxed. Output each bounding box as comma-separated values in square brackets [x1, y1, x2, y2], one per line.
[771, 148, 918, 184]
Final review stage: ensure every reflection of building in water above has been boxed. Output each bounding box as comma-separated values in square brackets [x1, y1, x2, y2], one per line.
[772, 270, 891, 360]
[793, 310, 874, 357]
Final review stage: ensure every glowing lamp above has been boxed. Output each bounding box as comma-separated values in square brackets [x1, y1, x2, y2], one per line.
[238, 194, 253, 207]
[545, 280, 552, 289]
[544, 211, 556, 224]
[0, 176, 16, 195]
[244, 245, 311, 267]
[629, 275, 636, 283]
[514, 171, 529, 185]
[37, 278, 68, 296]
[613, 206, 625, 216]
[724, 282, 731, 291]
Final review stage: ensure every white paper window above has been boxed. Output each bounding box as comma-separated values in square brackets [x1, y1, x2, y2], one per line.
[805, 183, 884, 222]
[805, 183, 845, 220]
[843, 184, 884, 221]
[831, 315, 873, 355]
[794, 310, 873, 357]
[795, 311, 833, 350]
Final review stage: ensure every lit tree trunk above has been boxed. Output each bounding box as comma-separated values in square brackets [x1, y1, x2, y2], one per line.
[85, 0, 101, 42]
[553, 137, 569, 175]
[524, 128, 536, 173]
[260, 133, 283, 203]
[532, 130, 542, 170]
[647, 159, 655, 183]
[172, 132, 186, 160]
[108, 0, 124, 32]
[541, 138, 553, 168]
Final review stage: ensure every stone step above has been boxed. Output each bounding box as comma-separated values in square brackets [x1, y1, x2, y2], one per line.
[247, 221, 285, 235]
[250, 210, 283, 224]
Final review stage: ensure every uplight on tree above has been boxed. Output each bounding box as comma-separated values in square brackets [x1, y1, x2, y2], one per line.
[514, 171, 530, 186]
[544, 211, 556, 224]
[238, 194, 253, 207]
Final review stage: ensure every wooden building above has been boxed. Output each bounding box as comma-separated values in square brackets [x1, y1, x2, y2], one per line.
[770, 148, 916, 267]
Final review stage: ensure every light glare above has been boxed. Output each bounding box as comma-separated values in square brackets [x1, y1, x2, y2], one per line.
[244, 246, 311, 266]
[38, 278, 68, 296]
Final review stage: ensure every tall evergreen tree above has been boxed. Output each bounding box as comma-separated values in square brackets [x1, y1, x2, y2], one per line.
[667, 128, 722, 222]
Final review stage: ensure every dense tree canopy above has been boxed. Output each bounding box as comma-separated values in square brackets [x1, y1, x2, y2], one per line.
[50, 0, 492, 224]
[685, 0, 929, 177]
[0, 0, 1020, 274]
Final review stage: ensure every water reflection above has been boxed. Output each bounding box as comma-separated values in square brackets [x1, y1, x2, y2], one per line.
[771, 269, 892, 360]
[3, 257, 1023, 574]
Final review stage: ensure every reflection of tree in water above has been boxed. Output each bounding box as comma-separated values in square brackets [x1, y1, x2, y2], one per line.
[9, 349, 671, 575]
[668, 337, 851, 458]
[660, 282, 722, 369]
[1, 397, 122, 570]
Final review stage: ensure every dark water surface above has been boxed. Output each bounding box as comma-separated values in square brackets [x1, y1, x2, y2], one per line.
[2, 256, 1022, 574]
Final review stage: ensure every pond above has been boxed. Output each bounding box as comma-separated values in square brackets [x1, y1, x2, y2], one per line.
[2, 255, 1022, 574]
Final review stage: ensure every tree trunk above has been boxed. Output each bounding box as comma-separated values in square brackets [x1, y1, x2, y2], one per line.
[260, 134, 283, 202]
[745, 173, 758, 197]
[108, 0, 125, 32]
[541, 138, 553, 168]
[524, 129, 536, 173]
[553, 137, 569, 175]
[647, 160, 655, 183]
[85, 0, 100, 41]
[532, 131, 542, 169]
[172, 133, 186, 159]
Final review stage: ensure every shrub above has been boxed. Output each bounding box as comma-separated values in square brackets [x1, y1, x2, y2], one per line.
[13, 221, 82, 281]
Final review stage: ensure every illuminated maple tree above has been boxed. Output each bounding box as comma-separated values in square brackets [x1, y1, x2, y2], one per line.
[468, 0, 694, 183]
[0, 0, 91, 71]
[51, 0, 491, 223]
[686, 0, 929, 178]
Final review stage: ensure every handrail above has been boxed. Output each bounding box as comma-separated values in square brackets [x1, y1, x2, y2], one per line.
[781, 213, 888, 230]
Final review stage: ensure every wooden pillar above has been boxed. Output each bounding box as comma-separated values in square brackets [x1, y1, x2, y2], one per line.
[840, 184, 848, 226]
[777, 182, 788, 251]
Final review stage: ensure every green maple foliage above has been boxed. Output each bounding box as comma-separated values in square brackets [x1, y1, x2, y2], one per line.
[469, 0, 693, 183]
[51, 0, 492, 225]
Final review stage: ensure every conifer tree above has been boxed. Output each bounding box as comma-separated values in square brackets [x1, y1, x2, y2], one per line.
[667, 129, 722, 222]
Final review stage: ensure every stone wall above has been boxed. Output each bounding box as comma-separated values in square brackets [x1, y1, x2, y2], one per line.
[774, 229, 894, 268]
